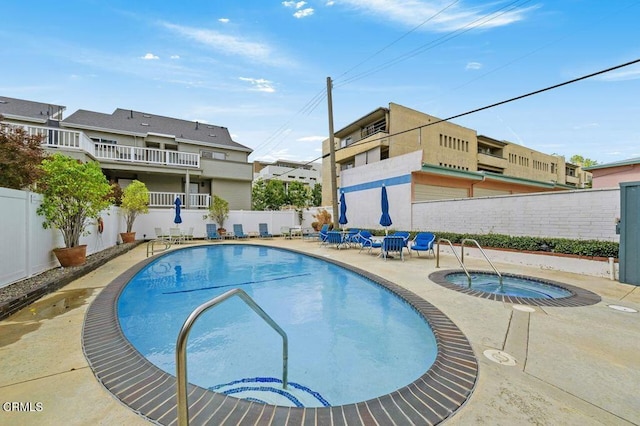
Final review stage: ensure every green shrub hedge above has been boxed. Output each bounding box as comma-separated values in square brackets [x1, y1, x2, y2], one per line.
[431, 231, 619, 258]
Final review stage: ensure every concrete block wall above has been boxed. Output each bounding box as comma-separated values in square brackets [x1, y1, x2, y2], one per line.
[412, 187, 620, 241]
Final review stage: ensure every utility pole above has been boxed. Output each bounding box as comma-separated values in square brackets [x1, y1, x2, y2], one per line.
[326, 76, 339, 230]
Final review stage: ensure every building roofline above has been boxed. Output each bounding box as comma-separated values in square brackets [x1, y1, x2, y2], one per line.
[583, 157, 640, 171]
[420, 164, 567, 189]
[334, 107, 388, 138]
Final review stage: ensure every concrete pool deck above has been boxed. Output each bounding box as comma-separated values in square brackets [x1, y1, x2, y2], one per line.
[1, 239, 639, 425]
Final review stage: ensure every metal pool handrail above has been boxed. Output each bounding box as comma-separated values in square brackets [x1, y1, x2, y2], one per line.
[175, 288, 289, 426]
[436, 238, 472, 286]
[461, 238, 503, 287]
[146, 238, 171, 257]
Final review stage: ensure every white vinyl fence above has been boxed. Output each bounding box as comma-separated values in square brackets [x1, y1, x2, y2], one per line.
[0, 186, 330, 289]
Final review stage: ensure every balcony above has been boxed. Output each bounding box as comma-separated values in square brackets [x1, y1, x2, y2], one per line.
[21, 124, 201, 169]
[477, 152, 507, 170]
[22, 124, 96, 155]
[149, 192, 211, 209]
[94, 143, 200, 168]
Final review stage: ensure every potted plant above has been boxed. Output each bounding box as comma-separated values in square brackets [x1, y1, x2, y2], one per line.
[119, 180, 149, 243]
[205, 195, 229, 235]
[36, 154, 113, 266]
[311, 208, 332, 231]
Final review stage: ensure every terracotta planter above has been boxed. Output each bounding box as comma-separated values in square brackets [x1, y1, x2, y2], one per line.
[120, 232, 136, 243]
[53, 245, 87, 267]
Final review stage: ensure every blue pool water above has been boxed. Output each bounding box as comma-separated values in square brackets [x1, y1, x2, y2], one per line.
[117, 245, 437, 407]
[445, 272, 572, 298]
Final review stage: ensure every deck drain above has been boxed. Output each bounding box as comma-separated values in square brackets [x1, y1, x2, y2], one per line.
[608, 305, 637, 313]
[483, 349, 517, 366]
[512, 305, 536, 312]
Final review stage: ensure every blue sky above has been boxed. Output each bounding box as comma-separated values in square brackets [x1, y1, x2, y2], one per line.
[2, 0, 639, 165]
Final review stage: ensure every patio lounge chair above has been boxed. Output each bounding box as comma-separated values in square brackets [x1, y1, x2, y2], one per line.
[206, 224, 221, 240]
[344, 229, 360, 247]
[392, 231, 411, 256]
[154, 227, 170, 242]
[184, 227, 194, 241]
[358, 230, 382, 254]
[382, 235, 405, 261]
[326, 231, 346, 249]
[233, 224, 249, 239]
[259, 223, 273, 238]
[318, 224, 330, 244]
[410, 232, 436, 257]
[169, 227, 185, 244]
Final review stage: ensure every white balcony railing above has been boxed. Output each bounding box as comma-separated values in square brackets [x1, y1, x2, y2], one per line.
[148, 192, 211, 209]
[94, 143, 200, 168]
[18, 124, 96, 156]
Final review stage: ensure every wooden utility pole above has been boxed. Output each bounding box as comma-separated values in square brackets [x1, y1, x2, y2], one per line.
[326, 77, 339, 230]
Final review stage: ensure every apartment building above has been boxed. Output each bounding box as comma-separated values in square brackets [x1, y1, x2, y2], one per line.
[322, 102, 590, 205]
[1, 96, 253, 210]
[253, 159, 321, 190]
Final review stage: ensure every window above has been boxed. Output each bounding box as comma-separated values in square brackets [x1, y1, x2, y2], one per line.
[91, 137, 117, 145]
[201, 150, 226, 160]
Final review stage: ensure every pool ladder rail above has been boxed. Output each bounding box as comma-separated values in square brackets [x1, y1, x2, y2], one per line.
[146, 238, 172, 257]
[175, 288, 288, 426]
[436, 238, 503, 288]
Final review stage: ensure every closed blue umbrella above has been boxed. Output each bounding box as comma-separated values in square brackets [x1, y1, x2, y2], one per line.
[338, 191, 348, 228]
[380, 185, 392, 233]
[174, 197, 182, 224]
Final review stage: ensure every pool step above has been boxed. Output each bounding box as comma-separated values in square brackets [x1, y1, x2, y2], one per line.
[210, 377, 330, 408]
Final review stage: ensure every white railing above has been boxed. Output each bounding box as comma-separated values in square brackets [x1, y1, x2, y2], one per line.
[94, 143, 200, 168]
[15, 124, 96, 156]
[148, 192, 211, 209]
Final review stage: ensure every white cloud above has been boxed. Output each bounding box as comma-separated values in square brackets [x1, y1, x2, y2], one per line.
[218, 18, 230, 23]
[466, 62, 482, 70]
[282, 1, 307, 8]
[597, 67, 640, 82]
[239, 77, 276, 93]
[170, 55, 180, 59]
[294, 8, 315, 18]
[337, 0, 538, 32]
[142, 53, 159, 60]
[326, 1, 335, 5]
[161, 22, 290, 66]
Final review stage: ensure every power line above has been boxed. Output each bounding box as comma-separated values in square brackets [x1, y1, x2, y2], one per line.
[334, 0, 533, 88]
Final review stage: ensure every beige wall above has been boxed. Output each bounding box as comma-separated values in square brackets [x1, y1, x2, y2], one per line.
[387, 103, 478, 171]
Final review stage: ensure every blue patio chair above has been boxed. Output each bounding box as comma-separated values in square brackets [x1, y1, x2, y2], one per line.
[382, 235, 406, 261]
[318, 224, 330, 244]
[410, 232, 436, 257]
[258, 223, 273, 238]
[392, 231, 411, 256]
[358, 230, 382, 254]
[345, 229, 360, 247]
[233, 224, 249, 239]
[206, 223, 221, 240]
[326, 231, 346, 249]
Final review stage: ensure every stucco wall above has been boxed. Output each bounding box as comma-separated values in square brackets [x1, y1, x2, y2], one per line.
[591, 165, 640, 189]
[339, 151, 422, 231]
[412, 187, 620, 241]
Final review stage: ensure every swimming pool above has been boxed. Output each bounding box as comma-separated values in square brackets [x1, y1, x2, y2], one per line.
[117, 245, 437, 407]
[83, 244, 478, 425]
[444, 271, 572, 298]
[429, 270, 601, 307]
